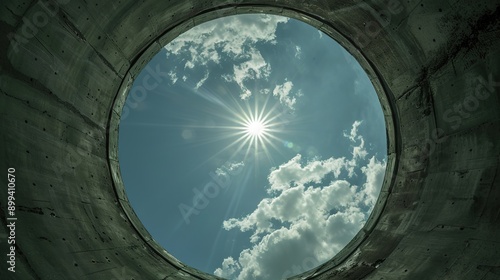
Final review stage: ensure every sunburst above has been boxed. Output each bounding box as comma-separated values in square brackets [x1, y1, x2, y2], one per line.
[227, 94, 287, 161]
[244, 118, 268, 138]
[180, 86, 291, 165]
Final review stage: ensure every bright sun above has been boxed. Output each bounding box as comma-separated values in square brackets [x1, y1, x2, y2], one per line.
[245, 120, 266, 137]
[217, 94, 286, 159]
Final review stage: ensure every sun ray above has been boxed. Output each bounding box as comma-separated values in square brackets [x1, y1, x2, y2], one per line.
[181, 84, 296, 164]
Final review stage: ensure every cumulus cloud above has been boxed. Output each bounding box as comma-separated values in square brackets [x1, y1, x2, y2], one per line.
[214, 257, 241, 278]
[361, 156, 386, 206]
[214, 121, 386, 279]
[267, 154, 345, 193]
[165, 14, 288, 96]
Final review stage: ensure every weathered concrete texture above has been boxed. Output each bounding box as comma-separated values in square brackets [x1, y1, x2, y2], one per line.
[0, 0, 499, 279]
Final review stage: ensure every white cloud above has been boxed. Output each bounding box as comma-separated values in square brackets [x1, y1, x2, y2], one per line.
[361, 156, 386, 206]
[184, 60, 195, 69]
[164, 14, 288, 99]
[344, 120, 368, 177]
[221, 74, 233, 83]
[260, 89, 270, 95]
[344, 120, 362, 142]
[167, 70, 178, 84]
[272, 81, 298, 109]
[233, 48, 271, 100]
[295, 45, 302, 58]
[165, 14, 288, 58]
[215, 121, 386, 279]
[216, 161, 245, 177]
[267, 154, 345, 193]
[195, 71, 209, 90]
[240, 91, 252, 100]
[214, 257, 241, 278]
[227, 161, 245, 172]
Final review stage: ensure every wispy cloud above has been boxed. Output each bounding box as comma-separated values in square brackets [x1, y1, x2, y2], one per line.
[168, 70, 178, 84]
[195, 71, 210, 90]
[214, 121, 386, 280]
[272, 81, 299, 109]
[216, 161, 245, 177]
[295, 45, 302, 58]
[344, 120, 368, 177]
[344, 120, 363, 142]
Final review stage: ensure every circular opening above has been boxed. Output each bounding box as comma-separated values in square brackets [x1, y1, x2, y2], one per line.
[116, 12, 388, 280]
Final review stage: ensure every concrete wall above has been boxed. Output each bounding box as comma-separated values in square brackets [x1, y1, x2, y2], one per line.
[0, 0, 498, 279]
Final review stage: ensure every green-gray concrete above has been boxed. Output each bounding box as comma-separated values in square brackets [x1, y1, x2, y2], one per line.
[1, 0, 499, 279]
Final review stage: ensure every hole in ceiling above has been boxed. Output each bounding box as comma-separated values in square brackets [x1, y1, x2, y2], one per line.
[118, 13, 387, 279]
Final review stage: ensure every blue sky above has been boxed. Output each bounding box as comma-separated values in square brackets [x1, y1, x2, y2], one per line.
[119, 14, 386, 280]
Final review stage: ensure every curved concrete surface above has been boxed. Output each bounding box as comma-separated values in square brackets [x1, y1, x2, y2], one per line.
[1, 1, 499, 279]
